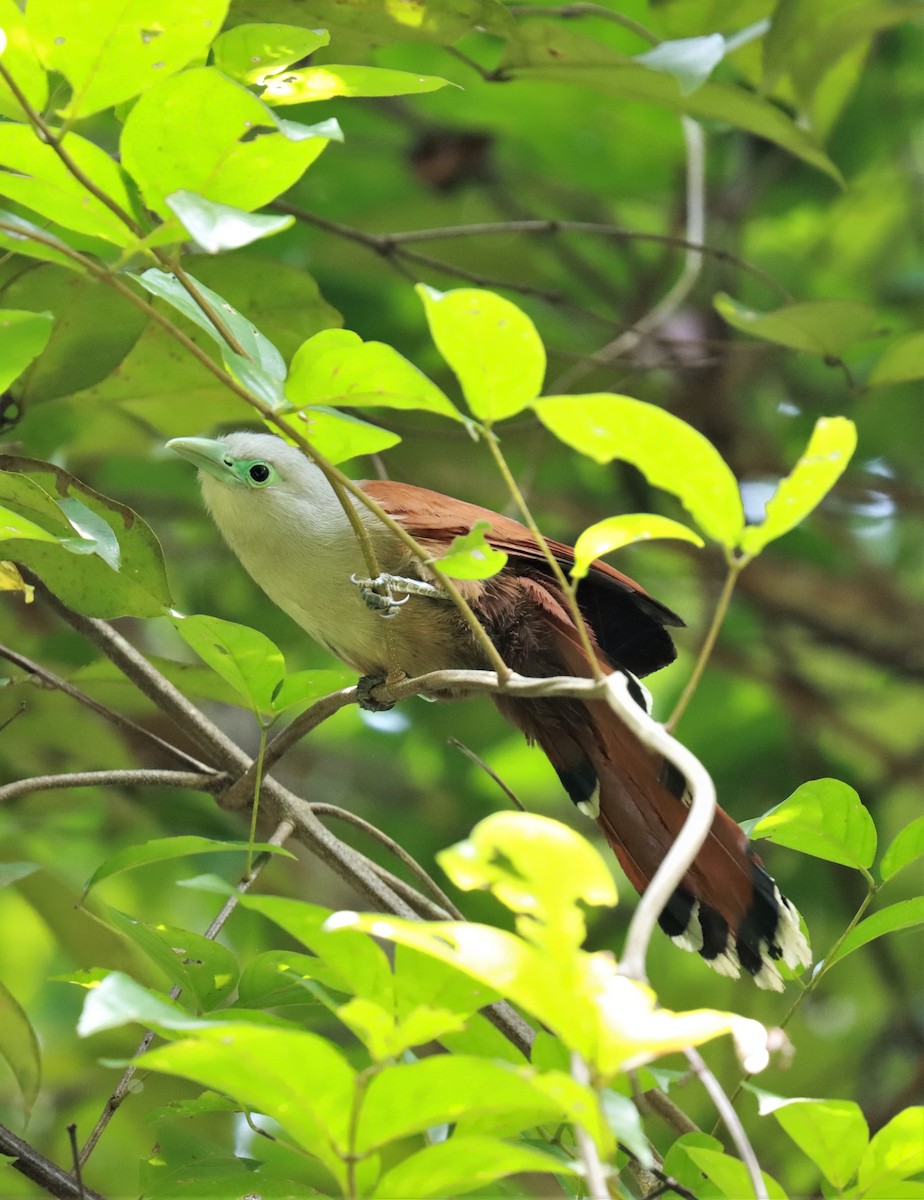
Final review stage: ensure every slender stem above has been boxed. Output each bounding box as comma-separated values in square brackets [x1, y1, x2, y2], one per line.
[246, 724, 269, 874]
[484, 428, 603, 680]
[685, 1046, 767, 1200]
[508, 3, 660, 44]
[667, 559, 743, 733]
[0, 769, 226, 805]
[570, 1053, 611, 1199]
[447, 737, 527, 812]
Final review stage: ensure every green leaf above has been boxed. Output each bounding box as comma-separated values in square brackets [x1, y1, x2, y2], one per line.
[273, 407, 401, 465]
[375, 1134, 576, 1199]
[417, 285, 545, 422]
[857, 1107, 924, 1193]
[27, 0, 230, 119]
[572, 514, 704, 580]
[82, 835, 292, 896]
[262, 63, 454, 104]
[0, 455, 172, 617]
[356, 1057, 567, 1153]
[236, 950, 343, 1008]
[0, 502, 59, 543]
[881, 816, 924, 882]
[140, 1024, 354, 1175]
[683, 1146, 787, 1200]
[828, 898, 924, 967]
[287, 328, 462, 421]
[771, 1098, 868, 1189]
[601, 1088, 653, 1168]
[121, 67, 340, 219]
[533, 394, 744, 547]
[165, 191, 294, 253]
[714, 294, 883, 358]
[867, 331, 924, 388]
[77, 971, 202, 1037]
[0, 210, 79, 269]
[433, 519, 507, 580]
[270, 667, 355, 713]
[636, 34, 727, 95]
[0, 978, 41, 1115]
[0, 0, 48, 121]
[438, 812, 617, 952]
[738, 417, 857, 556]
[0, 862, 39, 888]
[103, 907, 239, 1013]
[172, 613, 286, 715]
[501, 24, 841, 182]
[211, 23, 331, 86]
[132, 267, 286, 406]
[751, 779, 877, 869]
[0, 124, 136, 244]
[239, 893, 395, 1003]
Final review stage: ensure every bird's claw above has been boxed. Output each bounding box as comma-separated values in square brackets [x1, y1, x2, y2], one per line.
[351, 572, 446, 620]
[356, 674, 396, 712]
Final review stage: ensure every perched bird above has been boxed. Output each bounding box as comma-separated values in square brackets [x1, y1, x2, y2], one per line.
[169, 431, 810, 989]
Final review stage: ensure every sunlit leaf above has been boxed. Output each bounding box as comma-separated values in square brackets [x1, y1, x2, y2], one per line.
[211, 23, 330, 85]
[0, 124, 135, 244]
[751, 778, 876, 869]
[287, 328, 462, 421]
[274, 407, 401, 465]
[376, 1134, 577, 1198]
[881, 816, 924, 882]
[27, 0, 230, 118]
[0, 979, 40, 1115]
[433, 520, 507, 580]
[533, 394, 744, 546]
[827, 898, 924, 967]
[857, 1106, 924, 1193]
[771, 1098, 868, 1189]
[171, 612, 286, 715]
[121, 67, 341, 219]
[262, 64, 455, 104]
[714, 293, 883, 358]
[0, 0, 48, 120]
[867, 331, 924, 388]
[77, 971, 200, 1037]
[739, 417, 857, 556]
[417, 285, 545, 422]
[0, 310, 52, 393]
[271, 667, 355, 713]
[683, 1146, 788, 1200]
[572, 513, 704, 580]
[166, 191, 294, 253]
[82, 835, 293, 896]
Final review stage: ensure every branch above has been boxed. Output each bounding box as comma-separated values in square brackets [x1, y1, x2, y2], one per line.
[0, 768, 226, 805]
[685, 1046, 768, 1200]
[571, 1052, 612, 1199]
[0, 1123, 105, 1200]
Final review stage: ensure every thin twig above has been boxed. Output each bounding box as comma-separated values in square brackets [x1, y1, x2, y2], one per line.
[310, 802, 466, 919]
[667, 559, 742, 733]
[0, 768, 226, 804]
[570, 1052, 611, 1199]
[685, 1046, 767, 1200]
[0, 641, 213, 771]
[0, 1123, 105, 1200]
[508, 3, 659, 43]
[447, 737, 527, 811]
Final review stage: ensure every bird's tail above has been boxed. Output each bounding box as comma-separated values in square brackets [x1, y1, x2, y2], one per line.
[495, 624, 811, 989]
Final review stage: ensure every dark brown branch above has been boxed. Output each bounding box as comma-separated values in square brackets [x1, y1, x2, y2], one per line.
[0, 1123, 105, 1200]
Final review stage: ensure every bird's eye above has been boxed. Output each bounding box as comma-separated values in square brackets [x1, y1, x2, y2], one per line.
[249, 463, 271, 483]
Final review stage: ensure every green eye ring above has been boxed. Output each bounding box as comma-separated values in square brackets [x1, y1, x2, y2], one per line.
[236, 459, 279, 488]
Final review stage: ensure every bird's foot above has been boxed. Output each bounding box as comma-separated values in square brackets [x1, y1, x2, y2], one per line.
[351, 572, 446, 620]
[356, 673, 401, 712]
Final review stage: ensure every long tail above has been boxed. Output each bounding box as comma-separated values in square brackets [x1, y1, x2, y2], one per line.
[492, 607, 811, 989]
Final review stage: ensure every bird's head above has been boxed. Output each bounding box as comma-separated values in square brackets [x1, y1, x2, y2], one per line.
[166, 431, 337, 534]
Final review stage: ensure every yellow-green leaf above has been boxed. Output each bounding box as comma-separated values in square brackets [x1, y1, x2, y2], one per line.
[572, 514, 704, 581]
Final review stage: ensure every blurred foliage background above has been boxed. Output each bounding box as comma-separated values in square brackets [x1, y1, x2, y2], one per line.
[0, 0, 921, 1195]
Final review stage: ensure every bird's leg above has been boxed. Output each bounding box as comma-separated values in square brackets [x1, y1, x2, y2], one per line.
[351, 572, 448, 619]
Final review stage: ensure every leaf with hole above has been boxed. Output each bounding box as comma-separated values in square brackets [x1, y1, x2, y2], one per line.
[211, 23, 330, 85]
[262, 64, 455, 104]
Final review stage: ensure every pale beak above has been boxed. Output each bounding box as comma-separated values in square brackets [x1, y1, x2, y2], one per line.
[166, 437, 237, 484]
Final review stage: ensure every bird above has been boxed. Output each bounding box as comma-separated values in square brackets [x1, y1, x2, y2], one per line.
[168, 430, 810, 989]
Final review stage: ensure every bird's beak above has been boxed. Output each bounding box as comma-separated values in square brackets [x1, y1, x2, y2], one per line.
[166, 437, 235, 484]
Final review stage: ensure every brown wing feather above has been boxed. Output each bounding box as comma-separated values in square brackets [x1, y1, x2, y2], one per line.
[360, 479, 682, 676]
